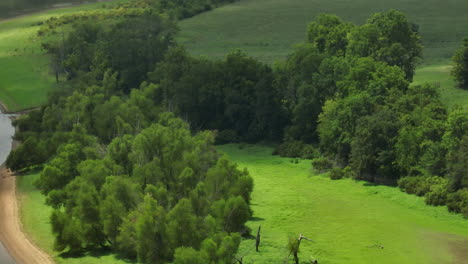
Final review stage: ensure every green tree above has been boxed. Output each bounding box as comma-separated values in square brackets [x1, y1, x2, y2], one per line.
[451, 37, 468, 89]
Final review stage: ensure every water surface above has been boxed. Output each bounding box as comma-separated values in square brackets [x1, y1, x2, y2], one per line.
[0, 111, 16, 264]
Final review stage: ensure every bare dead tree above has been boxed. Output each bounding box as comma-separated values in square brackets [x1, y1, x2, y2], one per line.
[255, 225, 261, 252]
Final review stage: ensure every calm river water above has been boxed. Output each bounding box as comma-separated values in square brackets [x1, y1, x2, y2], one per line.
[0, 111, 16, 264]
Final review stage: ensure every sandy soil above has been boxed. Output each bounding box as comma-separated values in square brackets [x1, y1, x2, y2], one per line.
[0, 167, 54, 264]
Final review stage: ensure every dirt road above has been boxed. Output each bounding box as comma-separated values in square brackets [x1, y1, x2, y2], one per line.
[0, 167, 54, 264]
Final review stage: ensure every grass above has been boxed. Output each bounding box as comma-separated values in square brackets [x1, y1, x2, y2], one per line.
[178, 0, 468, 65]
[0, 0, 128, 112]
[218, 144, 468, 264]
[413, 65, 468, 109]
[16, 172, 132, 264]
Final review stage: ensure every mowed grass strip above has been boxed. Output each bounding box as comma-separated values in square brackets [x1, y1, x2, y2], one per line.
[16, 173, 133, 264]
[0, 0, 128, 112]
[178, 0, 468, 65]
[219, 144, 468, 264]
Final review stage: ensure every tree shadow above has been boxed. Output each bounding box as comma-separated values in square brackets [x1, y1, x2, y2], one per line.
[59, 247, 137, 263]
[250, 216, 265, 222]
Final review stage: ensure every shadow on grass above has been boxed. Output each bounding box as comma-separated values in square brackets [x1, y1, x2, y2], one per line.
[59, 247, 137, 263]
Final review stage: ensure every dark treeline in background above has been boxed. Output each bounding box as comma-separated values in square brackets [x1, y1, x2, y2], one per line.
[0, 0, 90, 18]
[5, 0, 468, 262]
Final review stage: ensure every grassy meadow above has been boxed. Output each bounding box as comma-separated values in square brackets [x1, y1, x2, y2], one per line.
[219, 144, 468, 264]
[177, 0, 468, 65]
[0, 0, 128, 111]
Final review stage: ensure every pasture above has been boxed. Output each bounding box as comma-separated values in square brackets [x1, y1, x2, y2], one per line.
[0, 1, 127, 111]
[219, 144, 468, 264]
[178, 0, 468, 65]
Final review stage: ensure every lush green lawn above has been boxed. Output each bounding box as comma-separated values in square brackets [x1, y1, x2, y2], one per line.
[218, 144, 468, 264]
[17, 173, 132, 264]
[0, 1, 127, 111]
[178, 0, 468, 65]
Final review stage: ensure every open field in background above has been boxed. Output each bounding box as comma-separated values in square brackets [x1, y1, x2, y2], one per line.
[17, 172, 132, 264]
[218, 144, 468, 264]
[0, 0, 128, 111]
[178, 0, 468, 65]
[413, 65, 468, 109]
[178, 0, 468, 108]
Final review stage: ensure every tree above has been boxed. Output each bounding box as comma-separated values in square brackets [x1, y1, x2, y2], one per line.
[307, 14, 354, 56]
[347, 10, 422, 81]
[451, 37, 468, 89]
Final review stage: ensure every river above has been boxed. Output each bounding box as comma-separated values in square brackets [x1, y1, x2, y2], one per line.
[0, 111, 16, 264]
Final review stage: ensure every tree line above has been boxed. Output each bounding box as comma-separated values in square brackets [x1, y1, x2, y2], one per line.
[6, 4, 468, 261]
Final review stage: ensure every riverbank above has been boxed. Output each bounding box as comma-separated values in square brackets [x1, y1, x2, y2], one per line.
[0, 104, 54, 264]
[0, 167, 54, 264]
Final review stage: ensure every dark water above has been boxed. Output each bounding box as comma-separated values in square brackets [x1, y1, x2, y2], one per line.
[0, 111, 16, 264]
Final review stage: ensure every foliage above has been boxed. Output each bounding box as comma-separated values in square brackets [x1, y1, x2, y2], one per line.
[329, 167, 345, 180]
[451, 37, 468, 89]
[30, 113, 253, 261]
[311, 157, 333, 173]
[273, 140, 319, 159]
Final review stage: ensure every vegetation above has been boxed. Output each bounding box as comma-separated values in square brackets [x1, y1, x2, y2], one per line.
[222, 145, 468, 264]
[4, 0, 468, 263]
[451, 37, 468, 90]
[17, 145, 468, 264]
[0, 0, 130, 111]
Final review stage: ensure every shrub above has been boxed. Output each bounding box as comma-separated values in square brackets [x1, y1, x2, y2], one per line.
[342, 166, 357, 179]
[311, 157, 333, 173]
[446, 188, 468, 218]
[273, 140, 319, 159]
[398, 176, 422, 195]
[425, 183, 448, 206]
[215, 129, 240, 144]
[398, 176, 447, 197]
[329, 167, 344, 180]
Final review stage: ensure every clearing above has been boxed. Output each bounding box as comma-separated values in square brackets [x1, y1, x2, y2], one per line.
[219, 144, 468, 264]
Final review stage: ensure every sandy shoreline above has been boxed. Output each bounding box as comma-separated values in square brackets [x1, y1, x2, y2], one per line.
[0, 167, 54, 264]
[0, 101, 54, 264]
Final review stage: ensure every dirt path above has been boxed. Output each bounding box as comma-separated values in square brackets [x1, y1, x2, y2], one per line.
[0, 167, 54, 264]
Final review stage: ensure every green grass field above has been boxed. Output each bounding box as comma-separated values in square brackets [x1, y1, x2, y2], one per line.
[0, 1, 128, 112]
[413, 65, 468, 109]
[219, 144, 468, 264]
[178, 0, 468, 108]
[178, 0, 468, 65]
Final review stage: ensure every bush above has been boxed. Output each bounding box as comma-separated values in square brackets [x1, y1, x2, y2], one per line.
[398, 176, 447, 197]
[342, 166, 357, 179]
[329, 167, 344, 180]
[398, 176, 421, 195]
[273, 140, 319, 159]
[311, 157, 333, 173]
[446, 189, 468, 218]
[215, 129, 240, 144]
[425, 183, 448, 206]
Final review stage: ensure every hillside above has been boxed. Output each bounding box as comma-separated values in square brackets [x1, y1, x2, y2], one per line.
[0, 0, 128, 111]
[178, 0, 468, 65]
